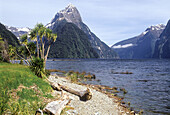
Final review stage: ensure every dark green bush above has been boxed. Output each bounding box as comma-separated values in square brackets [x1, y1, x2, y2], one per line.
[29, 58, 45, 78]
[19, 59, 24, 65]
[45, 69, 51, 76]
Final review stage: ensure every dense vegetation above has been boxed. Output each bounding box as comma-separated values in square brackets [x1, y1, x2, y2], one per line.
[0, 23, 20, 47]
[0, 36, 10, 62]
[0, 23, 57, 114]
[48, 23, 99, 58]
[0, 63, 53, 114]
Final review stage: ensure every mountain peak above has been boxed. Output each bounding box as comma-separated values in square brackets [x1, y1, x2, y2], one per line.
[59, 3, 76, 14]
[46, 4, 118, 59]
[66, 3, 75, 9]
[145, 24, 165, 31]
[46, 4, 82, 29]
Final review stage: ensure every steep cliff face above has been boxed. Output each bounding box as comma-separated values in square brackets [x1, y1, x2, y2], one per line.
[153, 20, 170, 58]
[112, 24, 165, 59]
[46, 4, 118, 59]
[48, 23, 99, 58]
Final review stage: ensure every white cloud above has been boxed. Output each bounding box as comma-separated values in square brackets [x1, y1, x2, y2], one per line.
[113, 44, 134, 49]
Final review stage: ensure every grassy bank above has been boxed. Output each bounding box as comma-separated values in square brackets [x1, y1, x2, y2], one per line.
[0, 63, 53, 114]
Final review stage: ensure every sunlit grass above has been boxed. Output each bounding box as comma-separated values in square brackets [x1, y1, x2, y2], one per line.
[0, 62, 53, 114]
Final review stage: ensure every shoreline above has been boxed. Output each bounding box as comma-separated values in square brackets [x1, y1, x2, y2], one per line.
[48, 74, 137, 115]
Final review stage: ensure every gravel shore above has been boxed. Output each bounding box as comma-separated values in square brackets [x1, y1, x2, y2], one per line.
[48, 75, 131, 115]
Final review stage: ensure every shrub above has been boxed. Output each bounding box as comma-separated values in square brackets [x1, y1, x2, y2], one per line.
[45, 69, 51, 76]
[29, 58, 45, 78]
[19, 59, 24, 65]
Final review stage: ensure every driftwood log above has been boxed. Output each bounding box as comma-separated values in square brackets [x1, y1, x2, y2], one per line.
[35, 92, 71, 115]
[44, 99, 70, 115]
[51, 82, 62, 91]
[44, 93, 71, 115]
[51, 83, 92, 101]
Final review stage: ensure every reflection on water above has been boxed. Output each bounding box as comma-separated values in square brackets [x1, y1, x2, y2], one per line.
[46, 59, 170, 115]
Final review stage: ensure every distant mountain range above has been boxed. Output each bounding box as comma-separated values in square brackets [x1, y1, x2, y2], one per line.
[112, 24, 166, 59]
[46, 4, 118, 59]
[3, 4, 170, 59]
[5, 26, 31, 39]
[4, 4, 117, 59]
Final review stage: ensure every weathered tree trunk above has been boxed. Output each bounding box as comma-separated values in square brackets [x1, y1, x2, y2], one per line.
[51, 83, 92, 101]
[42, 43, 44, 59]
[36, 37, 39, 58]
[44, 94, 71, 115]
[44, 45, 51, 68]
[40, 39, 45, 59]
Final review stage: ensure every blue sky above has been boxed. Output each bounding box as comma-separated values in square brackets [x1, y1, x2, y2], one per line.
[0, 0, 170, 46]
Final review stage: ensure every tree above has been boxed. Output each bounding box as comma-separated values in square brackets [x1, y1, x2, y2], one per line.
[15, 35, 36, 65]
[27, 42, 36, 55]
[29, 24, 57, 68]
[17, 45, 30, 65]
[8, 45, 16, 63]
[18, 23, 57, 75]
[38, 26, 46, 59]
[20, 34, 33, 59]
[44, 28, 57, 66]
[30, 23, 44, 58]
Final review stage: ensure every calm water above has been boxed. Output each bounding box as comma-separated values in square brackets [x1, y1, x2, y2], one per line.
[46, 59, 170, 115]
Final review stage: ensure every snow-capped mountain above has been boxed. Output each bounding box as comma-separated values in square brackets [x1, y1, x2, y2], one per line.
[112, 24, 165, 59]
[5, 26, 31, 39]
[142, 24, 165, 35]
[46, 4, 82, 29]
[46, 4, 118, 59]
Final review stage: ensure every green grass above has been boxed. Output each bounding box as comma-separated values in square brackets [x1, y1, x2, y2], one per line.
[0, 62, 53, 114]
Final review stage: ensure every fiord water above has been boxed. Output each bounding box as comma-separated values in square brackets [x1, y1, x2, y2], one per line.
[46, 59, 170, 115]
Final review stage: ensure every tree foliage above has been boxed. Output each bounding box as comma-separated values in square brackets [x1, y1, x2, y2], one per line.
[16, 23, 58, 76]
[29, 23, 57, 68]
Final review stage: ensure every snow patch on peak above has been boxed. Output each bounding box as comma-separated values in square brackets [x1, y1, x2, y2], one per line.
[46, 22, 55, 28]
[142, 31, 149, 35]
[59, 3, 76, 14]
[155, 24, 165, 29]
[147, 24, 165, 31]
[141, 24, 165, 36]
[67, 3, 75, 9]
